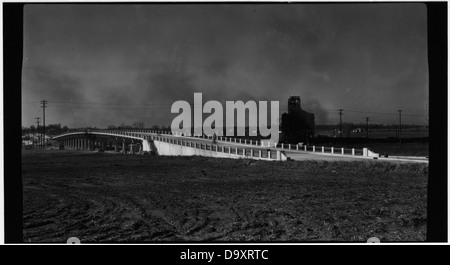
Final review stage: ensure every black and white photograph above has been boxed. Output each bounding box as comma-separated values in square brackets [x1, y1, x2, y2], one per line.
[3, 1, 447, 247]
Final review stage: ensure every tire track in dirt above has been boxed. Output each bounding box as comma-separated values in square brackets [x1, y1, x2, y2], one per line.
[23, 151, 428, 242]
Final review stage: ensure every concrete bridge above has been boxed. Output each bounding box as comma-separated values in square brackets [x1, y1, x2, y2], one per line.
[52, 129, 428, 163]
[52, 129, 288, 161]
[52, 130, 152, 154]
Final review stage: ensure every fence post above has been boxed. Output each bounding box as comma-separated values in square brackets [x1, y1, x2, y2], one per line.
[341, 147, 344, 155]
[312, 146, 315, 152]
[289, 144, 291, 150]
[322, 146, 324, 153]
[304, 145, 307, 151]
[281, 143, 284, 149]
[352, 148, 355, 156]
[331, 147, 334, 154]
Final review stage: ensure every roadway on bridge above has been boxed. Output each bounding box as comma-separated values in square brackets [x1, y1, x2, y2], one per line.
[57, 131, 427, 163]
[143, 132, 386, 162]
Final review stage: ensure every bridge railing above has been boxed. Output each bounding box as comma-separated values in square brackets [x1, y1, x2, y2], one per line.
[273, 142, 365, 157]
[77, 128, 273, 147]
[150, 134, 282, 161]
[57, 129, 369, 158]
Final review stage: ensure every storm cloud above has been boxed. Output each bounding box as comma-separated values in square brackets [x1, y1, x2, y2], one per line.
[22, 3, 428, 128]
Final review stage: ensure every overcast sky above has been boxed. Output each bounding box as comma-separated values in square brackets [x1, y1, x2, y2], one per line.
[22, 3, 429, 128]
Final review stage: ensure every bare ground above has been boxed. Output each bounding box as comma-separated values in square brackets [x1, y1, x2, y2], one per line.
[22, 150, 428, 243]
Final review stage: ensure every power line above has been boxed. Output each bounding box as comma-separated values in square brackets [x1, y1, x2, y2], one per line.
[398, 110, 402, 145]
[35, 117, 41, 149]
[49, 101, 176, 107]
[48, 105, 167, 110]
[24, 100, 428, 115]
[366, 117, 369, 139]
[344, 109, 424, 116]
[23, 99, 428, 128]
[41, 100, 47, 148]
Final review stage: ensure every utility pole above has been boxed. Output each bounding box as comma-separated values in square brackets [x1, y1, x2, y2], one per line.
[41, 100, 47, 148]
[366, 117, 369, 139]
[398, 110, 402, 145]
[338, 109, 343, 138]
[35, 117, 41, 149]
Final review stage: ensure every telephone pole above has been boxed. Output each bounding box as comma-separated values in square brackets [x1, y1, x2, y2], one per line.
[338, 109, 343, 138]
[366, 117, 369, 139]
[398, 110, 402, 145]
[35, 117, 41, 149]
[41, 100, 47, 148]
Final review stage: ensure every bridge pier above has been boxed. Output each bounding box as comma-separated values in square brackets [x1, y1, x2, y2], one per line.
[121, 141, 126, 154]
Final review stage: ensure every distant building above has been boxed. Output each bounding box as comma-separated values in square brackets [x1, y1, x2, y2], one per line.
[280, 96, 315, 143]
[352, 128, 364, 133]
